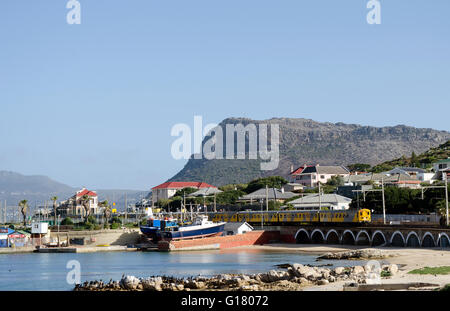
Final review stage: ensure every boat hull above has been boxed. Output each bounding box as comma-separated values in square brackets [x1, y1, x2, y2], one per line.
[162, 223, 225, 241]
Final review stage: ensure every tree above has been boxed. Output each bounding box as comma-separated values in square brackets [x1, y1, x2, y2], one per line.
[347, 163, 371, 172]
[51, 196, 58, 225]
[245, 176, 288, 193]
[100, 200, 112, 227]
[80, 195, 91, 222]
[326, 176, 344, 187]
[18, 200, 28, 226]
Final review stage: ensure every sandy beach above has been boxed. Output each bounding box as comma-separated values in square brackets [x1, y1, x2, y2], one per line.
[233, 244, 450, 290]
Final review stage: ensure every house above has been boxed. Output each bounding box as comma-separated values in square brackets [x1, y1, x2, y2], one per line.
[152, 182, 217, 204]
[0, 228, 14, 248]
[189, 187, 223, 197]
[289, 193, 352, 211]
[433, 158, 450, 182]
[387, 167, 435, 184]
[433, 158, 450, 172]
[224, 222, 254, 235]
[59, 188, 99, 216]
[290, 164, 350, 187]
[283, 183, 304, 192]
[239, 187, 297, 203]
[343, 172, 422, 189]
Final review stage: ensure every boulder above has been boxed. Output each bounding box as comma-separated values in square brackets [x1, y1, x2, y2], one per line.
[334, 267, 345, 275]
[317, 279, 329, 286]
[352, 266, 365, 275]
[120, 275, 140, 290]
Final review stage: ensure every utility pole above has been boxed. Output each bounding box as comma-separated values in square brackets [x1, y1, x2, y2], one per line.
[382, 177, 386, 225]
[265, 185, 269, 212]
[445, 175, 449, 226]
[318, 182, 322, 210]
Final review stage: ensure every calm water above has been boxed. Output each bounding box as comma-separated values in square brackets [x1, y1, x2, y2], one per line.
[0, 249, 366, 291]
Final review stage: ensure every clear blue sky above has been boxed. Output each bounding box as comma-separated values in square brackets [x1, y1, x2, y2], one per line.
[0, 0, 449, 190]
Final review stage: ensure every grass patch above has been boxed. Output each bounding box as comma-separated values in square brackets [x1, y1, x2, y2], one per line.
[441, 284, 450, 291]
[381, 270, 392, 278]
[408, 266, 450, 275]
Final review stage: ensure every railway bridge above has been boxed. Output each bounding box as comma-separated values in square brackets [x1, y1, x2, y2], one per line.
[275, 225, 450, 248]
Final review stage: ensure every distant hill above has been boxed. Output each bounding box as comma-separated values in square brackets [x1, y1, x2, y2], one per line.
[169, 117, 450, 186]
[370, 140, 450, 172]
[0, 171, 146, 210]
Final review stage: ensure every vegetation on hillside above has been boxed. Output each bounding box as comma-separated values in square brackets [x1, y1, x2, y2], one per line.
[369, 140, 450, 173]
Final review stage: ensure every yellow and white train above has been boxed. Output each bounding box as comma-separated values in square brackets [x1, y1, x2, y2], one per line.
[210, 209, 371, 225]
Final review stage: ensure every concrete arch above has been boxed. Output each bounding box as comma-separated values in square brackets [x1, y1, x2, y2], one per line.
[406, 231, 421, 247]
[294, 229, 310, 244]
[294, 228, 310, 240]
[355, 230, 371, 245]
[371, 230, 387, 246]
[342, 230, 356, 245]
[390, 231, 406, 247]
[325, 229, 340, 244]
[311, 229, 325, 243]
[421, 232, 436, 248]
[437, 233, 450, 248]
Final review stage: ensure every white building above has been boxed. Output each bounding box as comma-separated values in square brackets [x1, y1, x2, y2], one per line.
[289, 193, 352, 211]
[151, 181, 217, 204]
[290, 164, 350, 187]
[224, 222, 254, 235]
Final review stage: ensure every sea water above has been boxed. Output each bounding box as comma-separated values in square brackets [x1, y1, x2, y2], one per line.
[0, 249, 366, 291]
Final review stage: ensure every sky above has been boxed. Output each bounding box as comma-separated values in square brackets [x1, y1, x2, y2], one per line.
[0, 0, 449, 190]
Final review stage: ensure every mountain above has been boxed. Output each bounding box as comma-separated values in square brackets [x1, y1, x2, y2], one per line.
[0, 171, 146, 210]
[169, 118, 450, 186]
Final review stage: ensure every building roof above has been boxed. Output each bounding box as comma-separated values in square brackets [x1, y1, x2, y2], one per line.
[292, 165, 349, 175]
[240, 188, 297, 200]
[152, 181, 216, 190]
[189, 187, 223, 197]
[388, 167, 427, 175]
[291, 165, 313, 175]
[290, 193, 352, 205]
[76, 188, 97, 197]
[224, 222, 254, 231]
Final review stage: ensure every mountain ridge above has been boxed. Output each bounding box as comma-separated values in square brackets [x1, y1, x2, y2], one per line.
[169, 117, 450, 186]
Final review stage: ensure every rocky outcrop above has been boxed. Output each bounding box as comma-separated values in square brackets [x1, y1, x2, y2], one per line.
[74, 262, 398, 291]
[316, 249, 388, 260]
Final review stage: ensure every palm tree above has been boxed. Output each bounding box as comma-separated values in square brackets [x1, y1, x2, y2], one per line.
[80, 195, 91, 223]
[51, 196, 58, 226]
[100, 200, 111, 228]
[18, 200, 28, 226]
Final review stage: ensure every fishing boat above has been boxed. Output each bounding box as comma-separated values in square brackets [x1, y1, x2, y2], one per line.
[160, 215, 226, 241]
[140, 218, 178, 242]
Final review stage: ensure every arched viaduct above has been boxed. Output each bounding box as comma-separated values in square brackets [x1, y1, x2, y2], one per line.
[290, 226, 450, 248]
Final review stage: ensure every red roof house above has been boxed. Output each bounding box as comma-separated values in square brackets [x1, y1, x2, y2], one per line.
[152, 181, 217, 203]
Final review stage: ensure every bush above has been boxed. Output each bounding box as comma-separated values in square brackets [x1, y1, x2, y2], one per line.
[84, 223, 94, 230]
[111, 222, 120, 229]
[381, 270, 392, 278]
[87, 215, 97, 224]
[61, 217, 74, 225]
[111, 216, 122, 224]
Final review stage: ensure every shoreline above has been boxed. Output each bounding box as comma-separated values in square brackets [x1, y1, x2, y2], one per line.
[238, 243, 450, 290]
